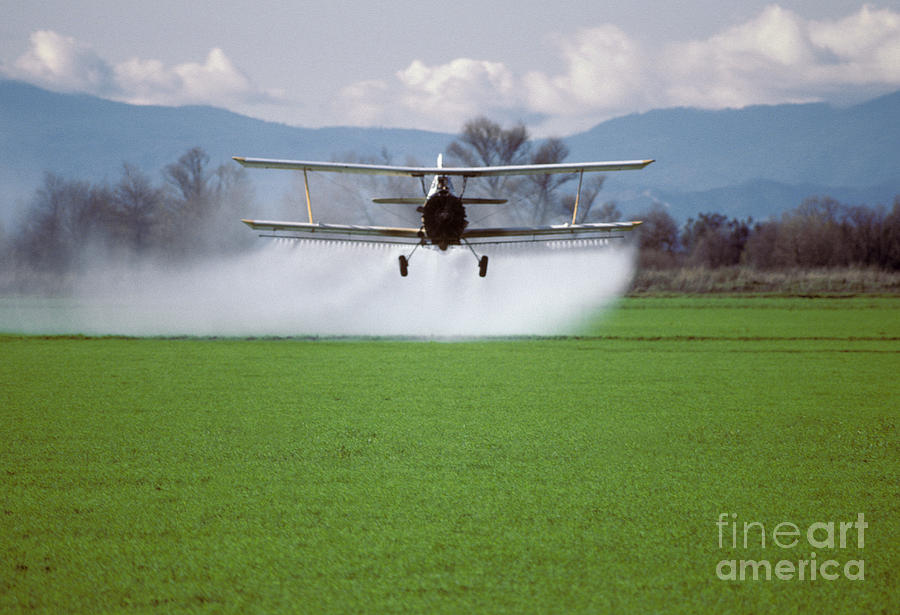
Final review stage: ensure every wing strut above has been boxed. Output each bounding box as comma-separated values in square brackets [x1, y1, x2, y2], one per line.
[303, 169, 313, 224]
[571, 169, 584, 225]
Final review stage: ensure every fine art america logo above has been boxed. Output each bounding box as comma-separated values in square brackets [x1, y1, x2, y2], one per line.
[715, 513, 867, 581]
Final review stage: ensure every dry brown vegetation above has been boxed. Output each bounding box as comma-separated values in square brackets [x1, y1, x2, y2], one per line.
[631, 194, 900, 294]
[629, 266, 900, 295]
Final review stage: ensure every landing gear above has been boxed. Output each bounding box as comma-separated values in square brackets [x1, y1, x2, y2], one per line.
[462, 238, 489, 278]
[478, 255, 489, 277]
[398, 238, 489, 277]
[398, 235, 425, 277]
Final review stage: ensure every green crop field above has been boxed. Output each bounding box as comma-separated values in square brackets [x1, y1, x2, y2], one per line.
[2, 297, 898, 613]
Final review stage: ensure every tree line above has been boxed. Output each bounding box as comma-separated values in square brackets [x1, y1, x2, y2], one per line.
[2, 120, 898, 293]
[2, 147, 255, 289]
[637, 197, 900, 271]
[445, 117, 900, 271]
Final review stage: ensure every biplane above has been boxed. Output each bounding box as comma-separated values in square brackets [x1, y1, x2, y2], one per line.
[233, 154, 653, 277]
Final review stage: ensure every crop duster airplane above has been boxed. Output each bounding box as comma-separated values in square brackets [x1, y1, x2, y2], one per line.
[233, 154, 654, 277]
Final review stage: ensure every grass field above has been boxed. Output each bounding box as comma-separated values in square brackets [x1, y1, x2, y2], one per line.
[2, 297, 898, 613]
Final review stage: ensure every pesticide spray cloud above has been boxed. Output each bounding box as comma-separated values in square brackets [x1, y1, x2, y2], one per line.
[5, 241, 636, 337]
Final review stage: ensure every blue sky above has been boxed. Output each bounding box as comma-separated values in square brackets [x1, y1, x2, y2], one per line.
[2, 1, 898, 134]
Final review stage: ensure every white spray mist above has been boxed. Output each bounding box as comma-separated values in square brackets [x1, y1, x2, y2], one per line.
[4, 241, 636, 337]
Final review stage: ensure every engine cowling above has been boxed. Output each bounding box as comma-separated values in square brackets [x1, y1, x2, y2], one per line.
[421, 191, 468, 250]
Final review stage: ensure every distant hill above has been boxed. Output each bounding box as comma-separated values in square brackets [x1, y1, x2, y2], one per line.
[0, 80, 452, 223]
[1, 79, 898, 225]
[567, 91, 900, 219]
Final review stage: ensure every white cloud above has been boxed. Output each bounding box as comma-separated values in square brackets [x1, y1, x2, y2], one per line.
[12, 30, 117, 95]
[340, 58, 519, 130]
[113, 48, 266, 106]
[340, 4, 900, 134]
[808, 5, 900, 84]
[6, 6, 900, 134]
[338, 79, 393, 126]
[524, 26, 646, 114]
[660, 5, 818, 108]
[660, 4, 900, 108]
[521, 25, 650, 134]
[5, 30, 279, 109]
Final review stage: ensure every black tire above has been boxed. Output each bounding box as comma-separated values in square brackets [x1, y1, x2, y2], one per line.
[399, 255, 409, 277]
[478, 255, 488, 277]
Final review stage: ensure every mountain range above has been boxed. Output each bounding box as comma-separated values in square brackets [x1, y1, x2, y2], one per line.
[1, 79, 898, 226]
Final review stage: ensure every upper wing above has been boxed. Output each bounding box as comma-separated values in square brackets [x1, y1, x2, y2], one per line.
[233, 156, 654, 177]
[241, 219, 423, 245]
[461, 221, 643, 245]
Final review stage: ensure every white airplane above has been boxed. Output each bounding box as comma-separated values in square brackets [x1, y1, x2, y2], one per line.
[233, 154, 654, 277]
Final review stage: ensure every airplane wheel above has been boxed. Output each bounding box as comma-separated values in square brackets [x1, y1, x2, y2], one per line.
[399, 255, 409, 277]
[478, 255, 488, 277]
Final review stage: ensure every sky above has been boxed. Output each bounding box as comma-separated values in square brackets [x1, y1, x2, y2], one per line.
[2, 1, 899, 135]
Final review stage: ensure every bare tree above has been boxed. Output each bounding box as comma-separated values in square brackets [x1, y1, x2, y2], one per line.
[636, 204, 680, 269]
[842, 204, 885, 267]
[447, 118, 592, 224]
[321, 149, 422, 226]
[774, 197, 847, 268]
[681, 213, 751, 268]
[561, 176, 609, 223]
[209, 161, 255, 251]
[160, 146, 255, 256]
[164, 147, 211, 206]
[741, 221, 779, 269]
[594, 199, 620, 223]
[523, 138, 575, 223]
[885, 197, 900, 269]
[113, 163, 163, 254]
[446, 117, 531, 198]
[18, 173, 90, 272]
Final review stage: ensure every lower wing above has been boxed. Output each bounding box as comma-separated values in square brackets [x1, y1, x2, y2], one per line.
[241, 219, 641, 246]
[241, 219, 423, 244]
[462, 221, 642, 245]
